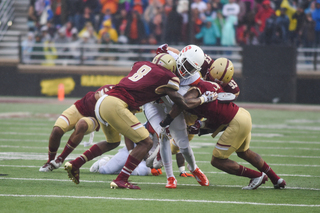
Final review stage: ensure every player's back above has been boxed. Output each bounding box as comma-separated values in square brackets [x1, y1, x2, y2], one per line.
[107, 61, 180, 110]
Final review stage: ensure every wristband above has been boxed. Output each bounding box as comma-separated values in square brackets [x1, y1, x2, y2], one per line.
[160, 114, 174, 127]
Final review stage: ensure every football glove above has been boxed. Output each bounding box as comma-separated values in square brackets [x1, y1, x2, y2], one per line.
[188, 120, 202, 134]
[151, 168, 162, 176]
[199, 91, 217, 105]
[156, 44, 168, 54]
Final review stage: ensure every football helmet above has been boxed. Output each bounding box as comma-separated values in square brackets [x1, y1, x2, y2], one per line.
[176, 45, 205, 79]
[152, 53, 177, 73]
[206, 57, 234, 85]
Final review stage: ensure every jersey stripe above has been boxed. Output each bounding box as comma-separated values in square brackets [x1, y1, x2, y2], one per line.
[219, 60, 229, 81]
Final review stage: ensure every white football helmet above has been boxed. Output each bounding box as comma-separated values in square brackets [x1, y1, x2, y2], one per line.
[176, 45, 205, 79]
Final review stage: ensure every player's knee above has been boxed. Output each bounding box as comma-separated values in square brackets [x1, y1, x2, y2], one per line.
[75, 119, 89, 134]
[236, 149, 249, 159]
[51, 126, 64, 139]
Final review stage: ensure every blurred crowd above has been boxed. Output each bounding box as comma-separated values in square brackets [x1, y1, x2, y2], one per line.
[23, 0, 320, 62]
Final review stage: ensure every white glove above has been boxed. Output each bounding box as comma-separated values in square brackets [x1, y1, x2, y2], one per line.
[159, 126, 171, 141]
[200, 91, 217, 105]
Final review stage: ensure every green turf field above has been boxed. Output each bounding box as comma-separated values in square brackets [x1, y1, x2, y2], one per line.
[0, 99, 319, 213]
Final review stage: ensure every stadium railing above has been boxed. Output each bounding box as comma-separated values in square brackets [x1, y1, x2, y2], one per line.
[0, 32, 319, 72]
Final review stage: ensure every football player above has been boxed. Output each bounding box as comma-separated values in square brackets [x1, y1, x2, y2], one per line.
[144, 45, 210, 188]
[39, 84, 114, 172]
[162, 78, 287, 190]
[64, 53, 216, 189]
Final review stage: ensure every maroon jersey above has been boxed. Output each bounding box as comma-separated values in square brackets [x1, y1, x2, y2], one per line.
[74, 84, 114, 118]
[107, 61, 180, 110]
[199, 54, 214, 77]
[187, 80, 239, 130]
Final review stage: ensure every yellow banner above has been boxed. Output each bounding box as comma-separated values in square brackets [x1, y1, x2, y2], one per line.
[81, 75, 125, 87]
[40, 77, 75, 96]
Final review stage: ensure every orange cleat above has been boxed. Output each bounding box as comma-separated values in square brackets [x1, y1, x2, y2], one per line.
[165, 177, 177, 189]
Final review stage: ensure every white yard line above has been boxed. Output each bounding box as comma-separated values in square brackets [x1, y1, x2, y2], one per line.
[0, 194, 319, 207]
[0, 177, 319, 192]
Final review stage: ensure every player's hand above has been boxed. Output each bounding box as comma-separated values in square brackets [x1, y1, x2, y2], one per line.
[188, 120, 202, 134]
[159, 126, 170, 140]
[156, 44, 168, 54]
[200, 91, 217, 104]
[151, 168, 162, 176]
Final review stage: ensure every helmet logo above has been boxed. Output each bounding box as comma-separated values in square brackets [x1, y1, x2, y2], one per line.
[181, 45, 191, 53]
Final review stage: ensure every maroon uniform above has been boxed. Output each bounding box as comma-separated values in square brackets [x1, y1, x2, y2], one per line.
[187, 80, 239, 130]
[74, 84, 114, 118]
[107, 61, 180, 110]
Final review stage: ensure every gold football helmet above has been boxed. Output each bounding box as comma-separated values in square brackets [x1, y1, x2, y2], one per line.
[152, 53, 177, 73]
[207, 58, 234, 85]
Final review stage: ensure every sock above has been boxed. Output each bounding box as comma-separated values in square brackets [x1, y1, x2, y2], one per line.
[160, 138, 174, 178]
[236, 165, 262, 178]
[180, 146, 196, 171]
[58, 139, 78, 162]
[47, 147, 58, 162]
[72, 144, 102, 169]
[260, 162, 280, 184]
[115, 155, 141, 182]
[179, 166, 185, 173]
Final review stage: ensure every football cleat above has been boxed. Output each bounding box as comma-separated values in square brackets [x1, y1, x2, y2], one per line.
[64, 161, 80, 184]
[50, 157, 63, 170]
[110, 180, 141, 190]
[89, 159, 100, 173]
[189, 165, 209, 186]
[179, 171, 194, 177]
[165, 177, 177, 189]
[274, 178, 286, 189]
[242, 172, 268, 190]
[151, 168, 162, 176]
[39, 162, 54, 172]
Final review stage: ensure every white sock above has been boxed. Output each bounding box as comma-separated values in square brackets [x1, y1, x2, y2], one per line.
[180, 146, 196, 172]
[160, 136, 174, 178]
[179, 166, 185, 173]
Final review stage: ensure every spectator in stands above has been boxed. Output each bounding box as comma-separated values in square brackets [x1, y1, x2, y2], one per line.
[31, 33, 44, 60]
[125, 10, 146, 44]
[100, 0, 119, 15]
[213, 10, 225, 46]
[60, 21, 78, 39]
[164, 4, 183, 45]
[150, 6, 164, 43]
[277, 0, 297, 46]
[43, 39, 58, 66]
[191, 8, 203, 40]
[143, 0, 162, 36]
[51, 0, 68, 26]
[305, 1, 316, 15]
[132, 0, 144, 15]
[274, 7, 290, 45]
[312, 0, 320, 47]
[98, 19, 118, 44]
[28, 0, 38, 31]
[255, 0, 275, 43]
[40, 25, 51, 42]
[222, 0, 240, 22]
[68, 28, 81, 60]
[292, 4, 306, 46]
[77, 6, 96, 32]
[195, 18, 221, 46]
[238, 0, 256, 26]
[53, 27, 70, 59]
[210, 0, 224, 19]
[22, 32, 35, 64]
[98, 8, 113, 31]
[301, 13, 316, 61]
[221, 13, 238, 48]
[80, 31, 97, 61]
[113, 8, 129, 34]
[79, 22, 99, 42]
[191, 0, 208, 14]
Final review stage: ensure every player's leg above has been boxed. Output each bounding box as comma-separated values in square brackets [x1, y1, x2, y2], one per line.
[40, 105, 78, 172]
[52, 117, 98, 169]
[237, 148, 286, 189]
[144, 102, 176, 188]
[211, 108, 268, 190]
[98, 96, 152, 189]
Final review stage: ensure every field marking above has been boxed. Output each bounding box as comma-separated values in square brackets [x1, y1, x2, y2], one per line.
[0, 177, 319, 191]
[1, 151, 320, 163]
[1, 164, 320, 179]
[0, 194, 319, 207]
